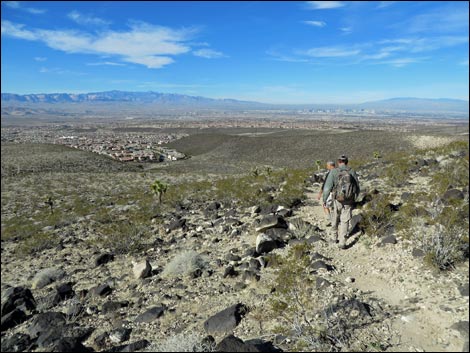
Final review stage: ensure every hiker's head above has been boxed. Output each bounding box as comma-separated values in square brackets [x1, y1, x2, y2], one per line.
[337, 155, 349, 165]
[326, 160, 336, 170]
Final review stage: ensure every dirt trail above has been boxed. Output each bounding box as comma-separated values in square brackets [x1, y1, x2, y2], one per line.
[295, 186, 469, 352]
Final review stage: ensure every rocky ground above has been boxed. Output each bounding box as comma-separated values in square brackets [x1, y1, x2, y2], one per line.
[1, 144, 469, 352]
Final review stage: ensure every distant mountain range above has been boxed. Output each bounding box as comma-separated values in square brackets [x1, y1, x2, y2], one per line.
[1, 90, 468, 114]
[0, 90, 263, 107]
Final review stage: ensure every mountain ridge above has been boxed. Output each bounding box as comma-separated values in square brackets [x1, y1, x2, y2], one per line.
[1, 90, 468, 114]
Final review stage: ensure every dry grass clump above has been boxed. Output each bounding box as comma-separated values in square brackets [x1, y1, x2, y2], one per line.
[162, 251, 209, 278]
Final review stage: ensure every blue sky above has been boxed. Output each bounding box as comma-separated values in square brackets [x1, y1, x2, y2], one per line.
[1, 1, 468, 104]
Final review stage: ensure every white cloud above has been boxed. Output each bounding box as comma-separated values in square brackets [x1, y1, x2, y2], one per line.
[86, 61, 126, 66]
[303, 20, 326, 27]
[1, 20, 197, 69]
[400, 4, 469, 34]
[378, 57, 423, 67]
[122, 56, 174, 68]
[67, 11, 110, 26]
[376, 2, 396, 9]
[193, 48, 226, 59]
[303, 46, 360, 57]
[340, 26, 353, 34]
[4, 1, 45, 14]
[460, 59, 469, 66]
[34, 56, 47, 61]
[380, 36, 468, 53]
[305, 1, 345, 10]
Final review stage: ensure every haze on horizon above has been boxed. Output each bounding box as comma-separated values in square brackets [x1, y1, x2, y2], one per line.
[1, 1, 469, 105]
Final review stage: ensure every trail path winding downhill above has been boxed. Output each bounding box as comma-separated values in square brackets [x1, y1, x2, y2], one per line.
[294, 185, 469, 352]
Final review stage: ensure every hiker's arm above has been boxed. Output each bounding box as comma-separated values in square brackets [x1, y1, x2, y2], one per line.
[353, 170, 360, 195]
[322, 170, 335, 204]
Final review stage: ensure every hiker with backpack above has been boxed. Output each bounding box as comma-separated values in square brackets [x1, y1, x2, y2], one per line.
[317, 160, 336, 226]
[322, 155, 360, 249]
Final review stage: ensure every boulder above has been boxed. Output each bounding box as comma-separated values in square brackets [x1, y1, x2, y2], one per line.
[109, 339, 150, 352]
[27, 312, 66, 338]
[109, 328, 132, 344]
[94, 253, 114, 267]
[89, 284, 112, 298]
[458, 284, 469, 297]
[1, 308, 27, 332]
[53, 283, 75, 305]
[380, 235, 397, 245]
[1, 333, 33, 352]
[443, 189, 464, 202]
[50, 337, 91, 352]
[167, 218, 187, 231]
[1, 286, 36, 316]
[32, 268, 66, 290]
[102, 301, 129, 314]
[204, 303, 248, 335]
[132, 260, 152, 279]
[255, 215, 287, 232]
[216, 335, 282, 352]
[255, 233, 279, 254]
[134, 306, 166, 323]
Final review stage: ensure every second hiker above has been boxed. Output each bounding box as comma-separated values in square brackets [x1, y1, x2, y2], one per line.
[322, 155, 360, 249]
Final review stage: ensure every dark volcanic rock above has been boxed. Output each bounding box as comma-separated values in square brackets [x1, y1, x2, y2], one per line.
[89, 284, 112, 298]
[1, 286, 36, 316]
[1, 333, 33, 352]
[167, 217, 187, 231]
[458, 284, 469, 297]
[311, 260, 333, 272]
[1, 308, 27, 332]
[134, 306, 166, 323]
[102, 301, 129, 314]
[255, 233, 280, 254]
[316, 277, 332, 289]
[27, 312, 66, 338]
[412, 248, 425, 257]
[53, 283, 75, 305]
[223, 266, 238, 278]
[109, 339, 150, 352]
[380, 235, 397, 245]
[50, 337, 92, 352]
[451, 321, 469, 339]
[443, 189, 464, 202]
[215, 335, 262, 352]
[216, 335, 282, 352]
[204, 303, 249, 335]
[255, 215, 287, 233]
[94, 253, 114, 267]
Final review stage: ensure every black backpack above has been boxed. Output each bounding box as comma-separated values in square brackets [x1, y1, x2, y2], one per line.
[334, 167, 358, 202]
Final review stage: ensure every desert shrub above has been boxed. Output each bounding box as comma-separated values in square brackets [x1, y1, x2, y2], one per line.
[162, 251, 209, 278]
[268, 243, 332, 351]
[93, 222, 152, 255]
[361, 194, 396, 238]
[15, 231, 61, 256]
[289, 218, 317, 239]
[145, 332, 215, 352]
[382, 154, 412, 187]
[412, 219, 467, 270]
[430, 161, 469, 195]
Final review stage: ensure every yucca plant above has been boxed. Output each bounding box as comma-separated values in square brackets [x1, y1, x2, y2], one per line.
[150, 179, 168, 204]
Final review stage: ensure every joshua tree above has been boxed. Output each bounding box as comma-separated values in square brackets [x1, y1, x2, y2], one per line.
[45, 197, 54, 214]
[150, 179, 168, 204]
[315, 160, 322, 171]
[265, 166, 273, 176]
[252, 167, 260, 177]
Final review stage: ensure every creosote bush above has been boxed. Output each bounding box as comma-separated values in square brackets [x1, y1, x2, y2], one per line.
[162, 251, 209, 278]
